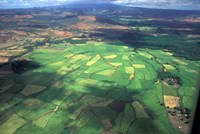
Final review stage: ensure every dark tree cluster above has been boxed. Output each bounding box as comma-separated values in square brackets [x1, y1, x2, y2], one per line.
[158, 72, 182, 86]
[11, 59, 40, 73]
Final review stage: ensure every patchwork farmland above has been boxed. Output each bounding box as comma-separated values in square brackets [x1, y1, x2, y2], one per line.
[0, 42, 199, 134]
[0, 2, 200, 134]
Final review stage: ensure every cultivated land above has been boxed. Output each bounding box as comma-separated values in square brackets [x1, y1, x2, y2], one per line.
[0, 3, 200, 134]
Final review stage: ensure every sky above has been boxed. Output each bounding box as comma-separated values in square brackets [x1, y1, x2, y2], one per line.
[112, 0, 200, 10]
[0, 0, 200, 10]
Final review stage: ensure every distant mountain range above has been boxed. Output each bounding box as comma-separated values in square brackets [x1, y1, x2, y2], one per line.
[0, 0, 200, 10]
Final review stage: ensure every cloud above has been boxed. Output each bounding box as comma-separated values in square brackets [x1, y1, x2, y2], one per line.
[0, 0, 81, 8]
[111, 0, 200, 9]
[0, 0, 199, 9]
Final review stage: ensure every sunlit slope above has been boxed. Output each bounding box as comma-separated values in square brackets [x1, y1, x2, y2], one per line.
[0, 42, 199, 134]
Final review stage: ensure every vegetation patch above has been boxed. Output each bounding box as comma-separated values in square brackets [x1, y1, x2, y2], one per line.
[132, 64, 145, 68]
[96, 69, 115, 77]
[158, 72, 182, 87]
[163, 64, 176, 70]
[104, 55, 117, 59]
[0, 114, 26, 134]
[12, 59, 40, 73]
[89, 97, 113, 107]
[86, 54, 101, 66]
[120, 104, 136, 133]
[139, 51, 154, 59]
[132, 101, 149, 119]
[21, 84, 46, 96]
[109, 62, 122, 67]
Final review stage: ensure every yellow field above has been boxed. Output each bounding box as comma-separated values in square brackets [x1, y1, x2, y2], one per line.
[123, 46, 128, 49]
[163, 64, 176, 70]
[109, 62, 122, 67]
[0, 57, 9, 63]
[129, 74, 134, 80]
[0, 51, 11, 56]
[84, 70, 90, 74]
[125, 67, 135, 80]
[8, 49, 26, 52]
[164, 95, 180, 108]
[104, 54, 117, 59]
[96, 70, 115, 76]
[139, 51, 153, 59]
[0, 49, 26, 57]
[50, 61, 64, 66]
[173, 59, 187, 65]
[76, 78, 98, 86]
[125, 67, 135, 74]
[72, 37, 83, 40]
[122, 55, 129, 60]
[132, 64, 145, 68]
[57, 66, 71, 75]
[86, 54, 101, 66]
[165, 52, 173, 56]
[72, 54, 90, 60]
[8, 45, 18, 49]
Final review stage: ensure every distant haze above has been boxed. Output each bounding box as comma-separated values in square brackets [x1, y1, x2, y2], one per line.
[0, 0, 200, 10]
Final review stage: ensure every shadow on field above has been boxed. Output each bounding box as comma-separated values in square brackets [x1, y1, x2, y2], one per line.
[92, 27, 200, 60]
[0, 57, 166, 134]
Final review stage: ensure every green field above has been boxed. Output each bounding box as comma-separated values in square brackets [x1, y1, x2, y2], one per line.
[0, 41, 199, 134]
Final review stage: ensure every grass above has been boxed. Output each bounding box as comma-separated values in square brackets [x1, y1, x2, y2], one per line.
[128, 119, 165, 134]
[5, 84, 25, 94]
[96, 69, 115, 76]
[109, 62, 122, 67]
[120, 104, 136, 133]
[32, 111, 54, 128]
[44, 113, 66, 134]
[132, 101, 149, 118]
[79, 94, 96, 103]
[89, 97, 113, 107]
[76, 111, 94, 127]
[21, 85, 46, 96]
[91, 107, 117, 120]
[0, 41, 199, 134]
[138, 51, 154, 59]
[0, 114, 27, 134]
[70, 103, 88, 120]
[7, 94, 25, 107]
[78, 116, 104, 134]
[15, 124, 45, 134]
[163, 83, 177, 96]
[125, 67, 135, 74]
[23, 98, 44, 110]
[23, 103, 55, 121]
